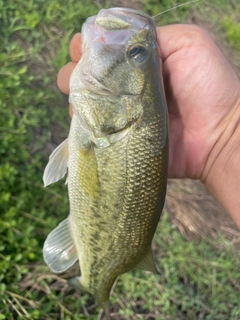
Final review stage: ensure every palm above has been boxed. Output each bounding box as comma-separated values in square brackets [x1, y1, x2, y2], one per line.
[158, 25, 240, 179]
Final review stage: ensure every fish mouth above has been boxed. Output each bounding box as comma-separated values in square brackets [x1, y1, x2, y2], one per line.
[77, 8, 155, 96]
[82, 7, 156, 47]
[90, 7, 155, 31]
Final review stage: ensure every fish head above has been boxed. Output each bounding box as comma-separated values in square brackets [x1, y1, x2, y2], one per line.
[70, 8, 159, 139]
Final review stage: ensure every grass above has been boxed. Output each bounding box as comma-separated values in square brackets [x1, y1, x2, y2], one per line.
[1, 0, 240, 319]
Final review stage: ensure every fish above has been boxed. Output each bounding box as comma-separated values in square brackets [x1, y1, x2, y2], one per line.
[42, 7, 168, 317]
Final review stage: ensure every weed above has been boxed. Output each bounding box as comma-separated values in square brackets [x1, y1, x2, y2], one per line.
[1, 0, 240, 319]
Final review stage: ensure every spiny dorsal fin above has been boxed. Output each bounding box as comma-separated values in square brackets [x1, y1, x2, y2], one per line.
[43, 138, 68, 187]
[43, 216, 78, 273]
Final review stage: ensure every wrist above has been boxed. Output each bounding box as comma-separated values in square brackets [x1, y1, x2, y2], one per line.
[201, 98, 240, 228]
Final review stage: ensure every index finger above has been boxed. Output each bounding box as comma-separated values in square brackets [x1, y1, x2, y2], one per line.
[70, 33, 82, 62]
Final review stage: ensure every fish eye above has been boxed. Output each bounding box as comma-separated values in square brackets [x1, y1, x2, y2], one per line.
[129, 46, 148, 63]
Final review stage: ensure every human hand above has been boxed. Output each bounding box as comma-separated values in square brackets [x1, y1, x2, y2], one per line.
[57, 33, 82, 118]
[156, 25, 240, 180]
[156, 25, 240, 227]
[57, 25, 240, 226]
[57, 25, 240, 180]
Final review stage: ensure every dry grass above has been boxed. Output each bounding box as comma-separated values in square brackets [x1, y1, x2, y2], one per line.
[165, 180, 240, 249]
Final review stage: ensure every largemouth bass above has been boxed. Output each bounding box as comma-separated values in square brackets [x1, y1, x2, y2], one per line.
[43, 6, 168, 315]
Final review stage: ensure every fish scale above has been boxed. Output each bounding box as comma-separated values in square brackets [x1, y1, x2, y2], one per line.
[69, 113, 166, 302]
[43, 7, 168, 316]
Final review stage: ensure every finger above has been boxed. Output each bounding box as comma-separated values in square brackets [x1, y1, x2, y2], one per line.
[70, 33, 82, 62]
[69, 103, 73, 118]
[57, 62, 77, 94]
[156, 24, 209, 62]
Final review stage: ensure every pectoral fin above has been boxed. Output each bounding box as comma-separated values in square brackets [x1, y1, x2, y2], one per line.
[43, 138, 69, 187]
[43, 216, 78, 273]
[135, 247, 160, 274]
